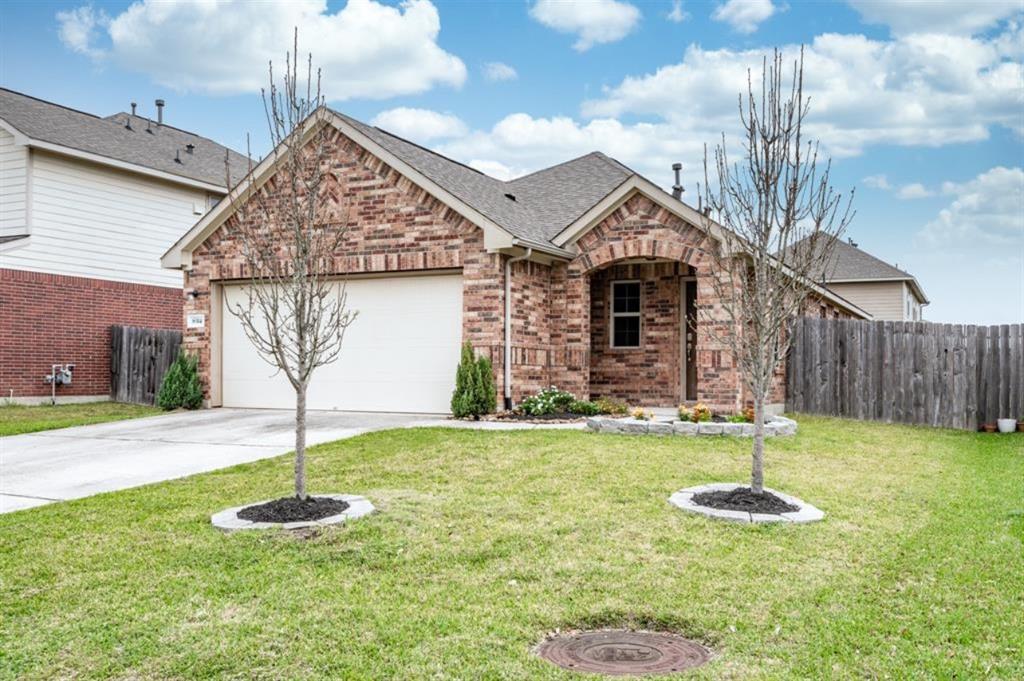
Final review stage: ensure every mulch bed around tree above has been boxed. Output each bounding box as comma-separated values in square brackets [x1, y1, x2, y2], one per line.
[237, 496, 350, 523]
[692, 487, 800, 515]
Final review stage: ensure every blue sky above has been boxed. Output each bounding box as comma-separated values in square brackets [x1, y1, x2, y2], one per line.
[1, 0, 1021, 323]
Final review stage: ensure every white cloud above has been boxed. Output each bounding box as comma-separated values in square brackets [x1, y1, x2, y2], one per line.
[57, 0, 466, 100]
[581, 32, 1024, 159]
[908, 166, 1023, 323]
[466, 159, 516, 181]
[56, 5, 109, 58]
[917, 167, 1024, 249]
[667, 0, 689, 23]
[529, 0, 641, 51]
[862, 174, 892, 190]
[848, 0, 1022, 36]
[711, 0, 778, 34]
[483, 62, 518, 82]
[436, 113, 703, 184]
[896, 183, 934, 199]
[371, 108, 468, 141]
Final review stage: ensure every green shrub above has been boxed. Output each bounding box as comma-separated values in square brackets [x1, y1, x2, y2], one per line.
[569, 399, 600, 416]
[726, 413, 748, 423]
[476, 354, 496, 416]
[156, 351, 203, 410]
[519, 387, 576, 416]
[594, 396, 629, 415]
[451, 343, 496, 418]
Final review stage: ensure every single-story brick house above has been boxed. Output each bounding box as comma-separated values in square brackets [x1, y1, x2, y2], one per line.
[162, 108, 867, 415]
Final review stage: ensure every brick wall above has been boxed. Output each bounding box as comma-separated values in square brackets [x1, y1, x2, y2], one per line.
[0, 268, 182, 399]
[507, 258, 553, 402]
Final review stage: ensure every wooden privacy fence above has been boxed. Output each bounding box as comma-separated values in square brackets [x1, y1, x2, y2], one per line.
[787, 317, 1023, 430]
[110, 325, 182, 405]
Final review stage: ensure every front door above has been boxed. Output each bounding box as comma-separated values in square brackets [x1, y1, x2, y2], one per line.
[681, 280, 697, 400]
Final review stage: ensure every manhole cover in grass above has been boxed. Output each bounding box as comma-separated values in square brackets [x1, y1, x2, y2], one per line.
[537, 630, 711, 676]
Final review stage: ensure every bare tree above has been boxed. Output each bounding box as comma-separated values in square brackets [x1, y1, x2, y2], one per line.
[225, 32, 356, 500]
[699, 48, 854, 494]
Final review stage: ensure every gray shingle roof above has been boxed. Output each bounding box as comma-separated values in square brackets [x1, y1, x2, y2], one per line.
[0, 88, 248, 189]
[336, 110, 632, 246]
[784, 234, 928, 302]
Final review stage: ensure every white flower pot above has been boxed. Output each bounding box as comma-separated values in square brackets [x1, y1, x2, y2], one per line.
[997, 418, 1017, 433]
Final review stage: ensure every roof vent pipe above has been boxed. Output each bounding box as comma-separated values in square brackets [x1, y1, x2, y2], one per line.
[130, 102, 137, 116]
[155, 99, 165, 125]
[671, 163, 684, 199]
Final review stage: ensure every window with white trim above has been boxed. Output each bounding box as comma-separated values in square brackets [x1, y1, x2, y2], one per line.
[611, 281, 641, 348]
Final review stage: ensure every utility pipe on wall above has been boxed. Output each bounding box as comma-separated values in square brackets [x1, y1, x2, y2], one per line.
[504, 247, 532, 410]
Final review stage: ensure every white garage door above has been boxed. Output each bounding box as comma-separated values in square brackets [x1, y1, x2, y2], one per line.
[221, 274, 463, 413]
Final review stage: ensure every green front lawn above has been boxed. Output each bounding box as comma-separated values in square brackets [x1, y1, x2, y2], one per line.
[0, 401, 162, 437]
[1, 418, 1021, 679]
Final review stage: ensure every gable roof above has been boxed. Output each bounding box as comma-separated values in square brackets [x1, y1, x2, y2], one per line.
[161, 107, 869, 319]
[0, 87, 249, 192]
[336, 112, 632, 245]
[785, 234, 929, 304]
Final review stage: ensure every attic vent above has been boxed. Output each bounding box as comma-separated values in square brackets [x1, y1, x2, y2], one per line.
[504, 192, 517, 202]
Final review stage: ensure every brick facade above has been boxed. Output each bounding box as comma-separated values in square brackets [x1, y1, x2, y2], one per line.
[180, 129, 856, 413]
[0, 268, 182, 399]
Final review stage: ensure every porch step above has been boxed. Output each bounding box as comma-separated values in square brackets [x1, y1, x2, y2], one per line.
[647, 407, 681, 421]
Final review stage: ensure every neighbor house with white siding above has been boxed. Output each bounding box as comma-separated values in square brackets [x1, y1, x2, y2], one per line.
[0, 88, 247, 401]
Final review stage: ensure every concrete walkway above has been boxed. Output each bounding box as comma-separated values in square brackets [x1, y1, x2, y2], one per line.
[0, 409, 587, 514]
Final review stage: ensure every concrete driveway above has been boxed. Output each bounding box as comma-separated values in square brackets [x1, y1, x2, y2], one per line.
[0, 408, 441, 514]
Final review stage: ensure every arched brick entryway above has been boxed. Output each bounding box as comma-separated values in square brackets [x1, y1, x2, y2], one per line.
[548, 194, 743, 412]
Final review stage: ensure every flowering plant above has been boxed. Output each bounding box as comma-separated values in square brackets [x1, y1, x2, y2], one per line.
[690, 402, 712, 423]
[519, 386, 576, 416]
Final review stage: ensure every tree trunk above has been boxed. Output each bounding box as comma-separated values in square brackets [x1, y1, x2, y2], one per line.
[751, 398, 765, 494]
[295, 383, 307, 500]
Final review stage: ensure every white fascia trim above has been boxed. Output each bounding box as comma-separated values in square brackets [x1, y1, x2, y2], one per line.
[0, 117, 230, 194]
[552, 175, 733, 250]
[0, 117, 29, 145]
[162, 108, 522, 270]
[0, 235, 31, 253]
[28, 140, 228, 193]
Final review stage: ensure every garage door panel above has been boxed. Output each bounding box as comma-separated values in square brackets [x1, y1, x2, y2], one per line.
[221, 274, 462, 413]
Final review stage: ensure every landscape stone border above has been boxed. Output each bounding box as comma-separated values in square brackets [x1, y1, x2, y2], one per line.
[211, 493, 375, 532]
[586, 414, 797, 437]
[669, 483, 824, 524]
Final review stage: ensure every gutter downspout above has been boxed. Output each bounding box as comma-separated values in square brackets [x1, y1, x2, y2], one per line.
[504, 248, 532, 410]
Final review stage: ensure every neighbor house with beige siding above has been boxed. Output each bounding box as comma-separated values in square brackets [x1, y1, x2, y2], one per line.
[0, 88, 246, 402]
[787, 234, 929, 321]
